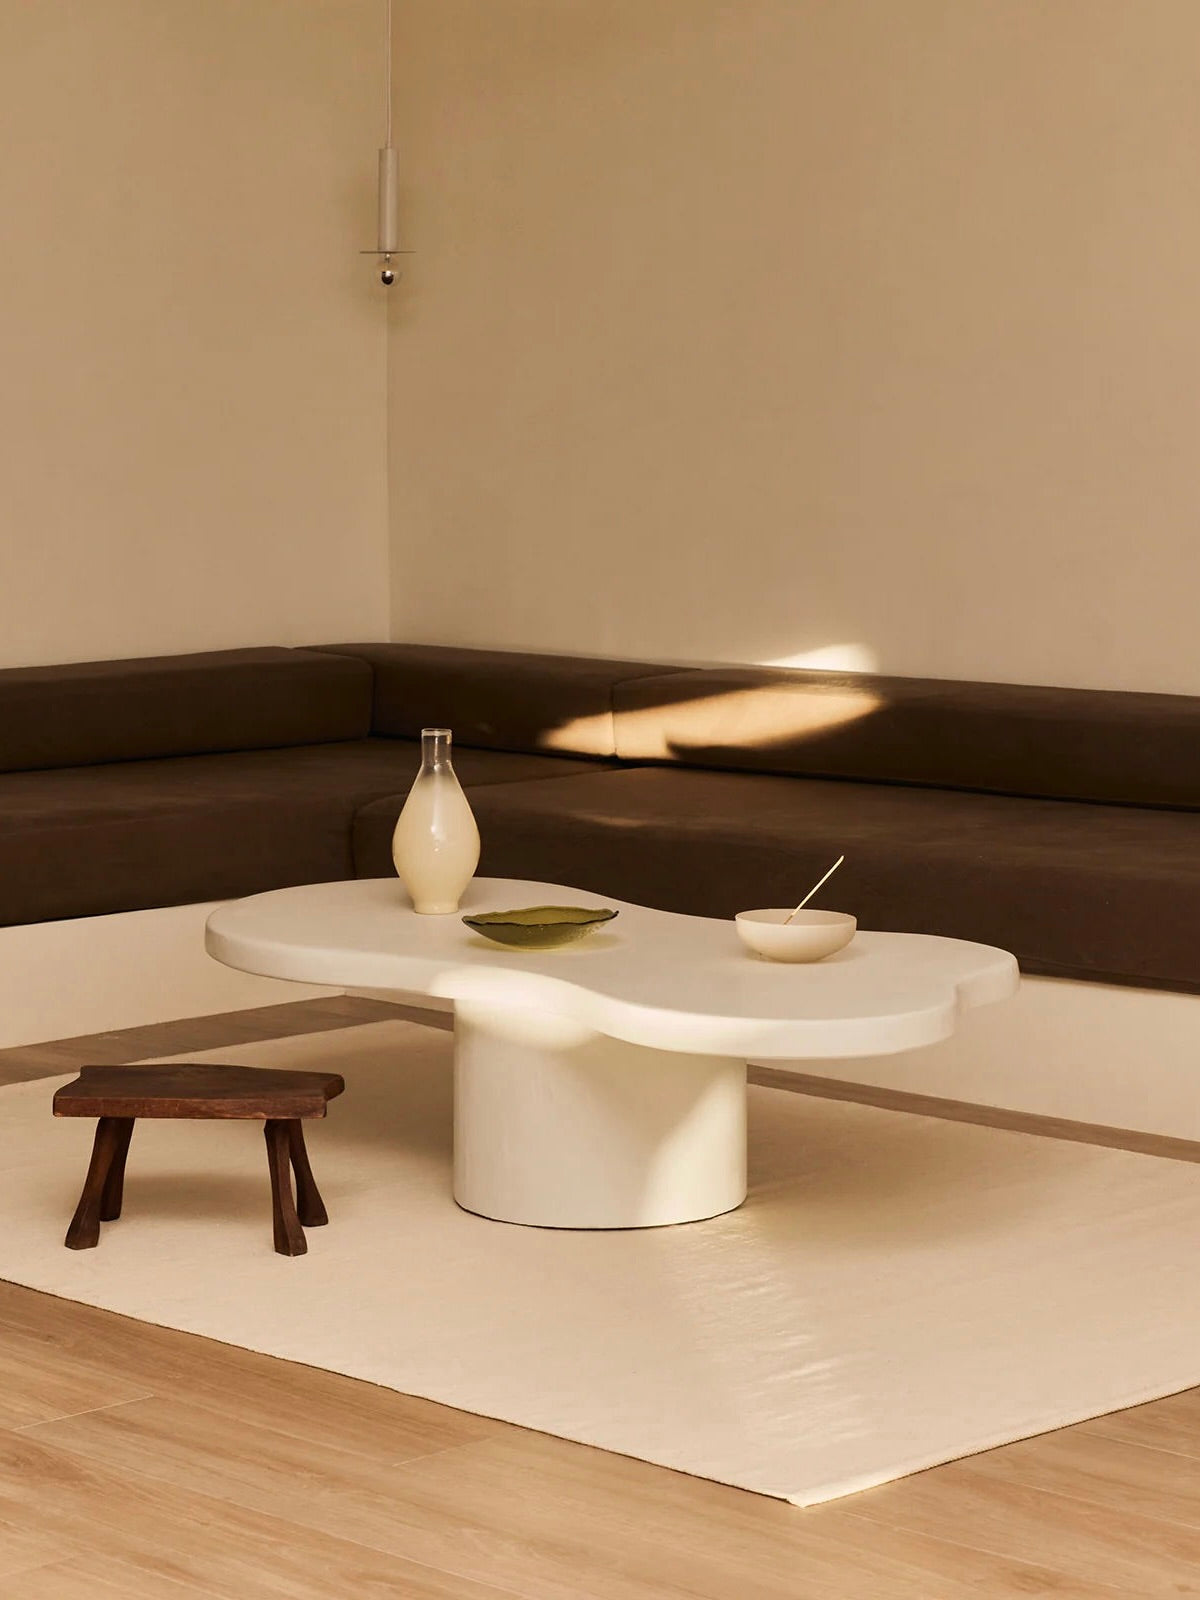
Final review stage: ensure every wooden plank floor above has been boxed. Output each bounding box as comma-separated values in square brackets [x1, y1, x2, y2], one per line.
[0, 998, 1197, 1598]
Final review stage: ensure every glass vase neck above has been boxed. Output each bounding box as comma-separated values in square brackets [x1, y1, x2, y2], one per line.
[420, 727, 454, 773]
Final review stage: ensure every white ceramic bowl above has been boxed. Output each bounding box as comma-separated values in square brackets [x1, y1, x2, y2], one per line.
[735, 908, 857, 963]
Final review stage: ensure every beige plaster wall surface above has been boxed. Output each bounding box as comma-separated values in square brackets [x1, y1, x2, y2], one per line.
[0, 1, 389, 669]
[387, 1, 1200, 693]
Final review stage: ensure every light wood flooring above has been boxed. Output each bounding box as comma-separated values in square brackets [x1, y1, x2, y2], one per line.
[0, 997, 1197, 1598]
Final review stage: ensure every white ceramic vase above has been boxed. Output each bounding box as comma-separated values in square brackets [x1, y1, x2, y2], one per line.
[391, 728, 481, 914]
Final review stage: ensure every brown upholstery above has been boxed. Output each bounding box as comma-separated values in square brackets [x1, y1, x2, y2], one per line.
[4, 640, 1200, 995]
[0, 648, 373, 774]
[314, 642, 678, 759]
[614, 667, 1200, 808]
[354, 767, 1200, 992]
[0, 740, 596, 926]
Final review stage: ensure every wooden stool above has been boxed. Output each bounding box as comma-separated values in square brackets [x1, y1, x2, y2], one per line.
[53, 1064, 345, 1257]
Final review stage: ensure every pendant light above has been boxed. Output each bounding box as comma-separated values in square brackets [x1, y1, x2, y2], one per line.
[364, 0, 408, 285]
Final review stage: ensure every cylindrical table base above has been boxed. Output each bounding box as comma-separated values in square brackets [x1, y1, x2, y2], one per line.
[452, 1004, 747, 1228]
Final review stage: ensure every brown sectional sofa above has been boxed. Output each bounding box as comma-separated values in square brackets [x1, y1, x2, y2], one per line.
[0, 647, 611, 927]
[3, 642, 1198, 995]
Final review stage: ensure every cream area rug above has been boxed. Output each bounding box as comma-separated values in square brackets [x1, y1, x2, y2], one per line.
[1, 1019, 1198, 1507]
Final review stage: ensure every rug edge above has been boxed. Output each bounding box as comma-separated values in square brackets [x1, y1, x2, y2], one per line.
[783, 1374, 1200, 1507]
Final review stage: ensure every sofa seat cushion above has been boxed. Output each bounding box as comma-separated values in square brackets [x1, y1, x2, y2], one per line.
[351, 767, 1200, 992]
[0, 740, 596, 926]
[0, 648, 374, 774]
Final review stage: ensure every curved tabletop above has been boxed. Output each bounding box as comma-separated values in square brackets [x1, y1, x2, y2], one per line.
[205, 879, 1018, 1061]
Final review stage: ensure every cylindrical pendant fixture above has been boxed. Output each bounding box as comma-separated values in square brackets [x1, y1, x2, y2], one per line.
[364, 0, 404, 284]
[377, 145, 399, 256]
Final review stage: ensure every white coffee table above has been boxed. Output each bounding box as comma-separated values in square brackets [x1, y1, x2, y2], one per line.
[205, 878, 1018, 1229]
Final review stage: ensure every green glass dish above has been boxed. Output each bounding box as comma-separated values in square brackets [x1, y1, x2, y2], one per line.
[462, 905, 619, 950]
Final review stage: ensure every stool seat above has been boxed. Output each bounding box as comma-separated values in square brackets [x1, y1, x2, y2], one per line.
[54, 1064, 345, 1121]
[53, 1063, 345, 1257]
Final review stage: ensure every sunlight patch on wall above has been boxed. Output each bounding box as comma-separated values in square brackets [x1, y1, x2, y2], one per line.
[762, 644, 880, 674]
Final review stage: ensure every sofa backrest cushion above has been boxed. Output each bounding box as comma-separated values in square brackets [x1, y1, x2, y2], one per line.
[613, 666, 1200, 808]
[314, 643, 674, 759]
[0, 648, 372, 773]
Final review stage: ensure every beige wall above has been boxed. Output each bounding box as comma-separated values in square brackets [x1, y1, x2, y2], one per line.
[0, 1, 389, 669]
[388, 1, 1200, 693]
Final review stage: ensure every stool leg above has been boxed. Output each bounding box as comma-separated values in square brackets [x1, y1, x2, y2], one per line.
[287, 1121, 328, 1228]
[264, 1119, 306, 1257]
[100, 1118, 135, 1222]
[65, 1118, 124, 1250]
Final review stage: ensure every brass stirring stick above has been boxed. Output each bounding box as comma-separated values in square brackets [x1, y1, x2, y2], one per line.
[785, 855, 845, 923]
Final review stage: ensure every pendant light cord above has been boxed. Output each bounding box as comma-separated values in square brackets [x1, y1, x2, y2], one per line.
[385, 0, 393, 148]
